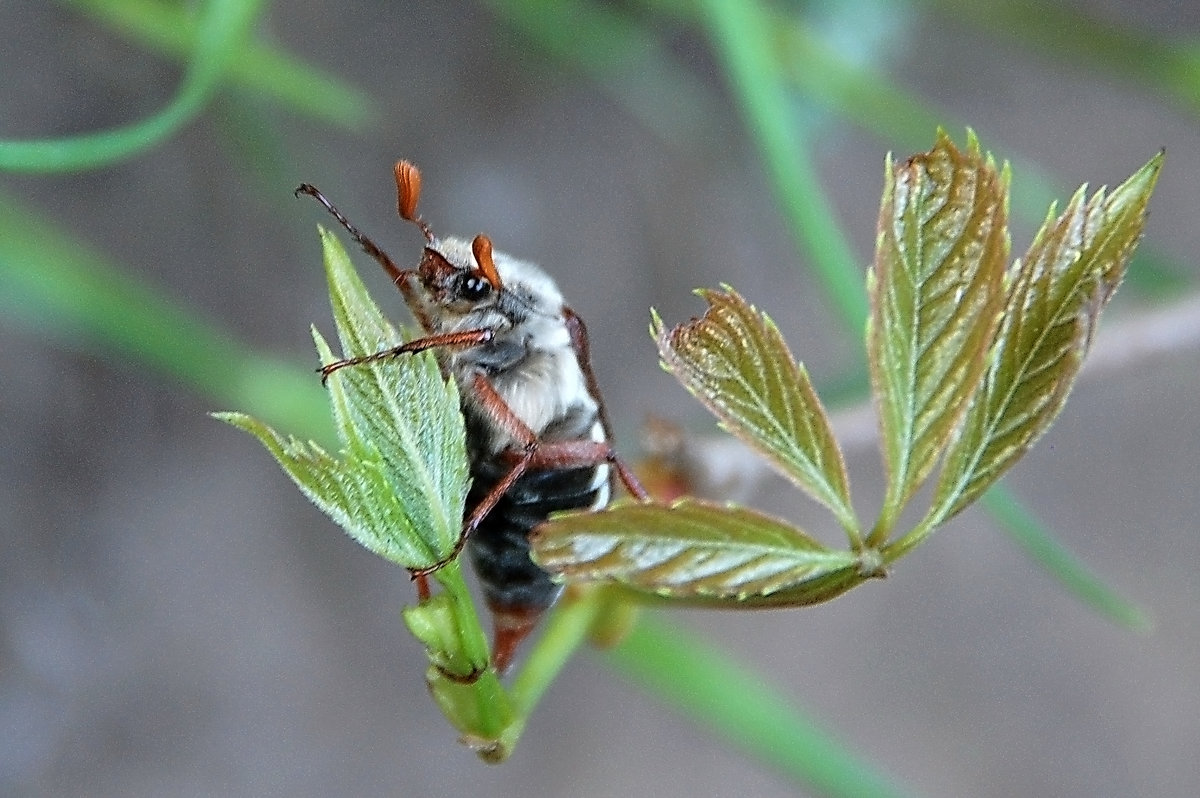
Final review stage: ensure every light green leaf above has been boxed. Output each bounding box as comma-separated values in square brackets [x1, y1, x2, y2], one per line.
[532, 499, 872, 607]
[215, 411, 438, 566]
[654, 289, 857, 536]
[317, 228, 470, 558]
[929, 152, 1163, 525]
[216, 229, 470, 570]
[867, 130, 1009, 537]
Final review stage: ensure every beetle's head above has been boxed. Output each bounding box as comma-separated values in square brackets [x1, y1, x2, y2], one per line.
[392, 161, 508, 325]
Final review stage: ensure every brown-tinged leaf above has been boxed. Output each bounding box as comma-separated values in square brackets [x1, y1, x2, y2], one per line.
[928, 152, 1163, 525]
[654, 289, 856, 534]
[531, 500, 869, 607]
[867, 130, 1009, 534]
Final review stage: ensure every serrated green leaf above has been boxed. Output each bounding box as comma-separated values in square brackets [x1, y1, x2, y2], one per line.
[217, 229, 470, 570]
[654, 289, 857, 536]
[928, 152, 1163, 525]
[868, 130, 1009, 537]
[316, 228, 470, 560]
[531, 499, 871, 607]
[214, 411, 438, 565]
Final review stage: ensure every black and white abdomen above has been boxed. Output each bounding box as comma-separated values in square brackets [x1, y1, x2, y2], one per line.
[464, 407, 611, 619]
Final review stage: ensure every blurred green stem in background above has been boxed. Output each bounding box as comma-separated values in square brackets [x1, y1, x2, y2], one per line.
[58, 0, 374, 129]
[0, 0, 262, 172]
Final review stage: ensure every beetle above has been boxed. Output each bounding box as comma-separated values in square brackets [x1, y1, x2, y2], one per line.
[296, 162, 646, 672]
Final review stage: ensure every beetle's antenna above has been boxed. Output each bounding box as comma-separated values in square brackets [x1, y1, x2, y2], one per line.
[395, 161, 435, 243]
[294, 183, 405, 285]
[471, 234, 503, 290]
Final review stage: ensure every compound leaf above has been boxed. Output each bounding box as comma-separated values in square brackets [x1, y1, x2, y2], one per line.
[218, 228, 469, 569]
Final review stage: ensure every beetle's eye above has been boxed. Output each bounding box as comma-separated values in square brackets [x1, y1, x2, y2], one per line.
[459, 272, 493, 302]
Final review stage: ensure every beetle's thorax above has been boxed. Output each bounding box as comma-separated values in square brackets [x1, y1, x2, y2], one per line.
[403, 236, 597, 455]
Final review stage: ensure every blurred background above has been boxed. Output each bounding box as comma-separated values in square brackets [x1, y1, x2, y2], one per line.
[2, 1, 1199, 796]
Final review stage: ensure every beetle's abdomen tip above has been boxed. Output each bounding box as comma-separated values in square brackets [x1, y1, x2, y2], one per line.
[489, 605, 545, 674]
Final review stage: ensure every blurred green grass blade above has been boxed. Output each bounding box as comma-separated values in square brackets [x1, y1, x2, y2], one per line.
[481, 0, 722, 142]
[0, 190, 330, 440]
[699, 0, 869, 334]
[774, 11, 944, 149]
[0, 0, 263, 173]
[60, 0, 374, 129]
[982, 484, 1150, 629]
[607, 616, 920, 798]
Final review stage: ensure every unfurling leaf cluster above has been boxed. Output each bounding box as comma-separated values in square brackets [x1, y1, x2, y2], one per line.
[217, 228, 469, 570]
[217, 231, 519, 755]
[532, 131, 1162, 606]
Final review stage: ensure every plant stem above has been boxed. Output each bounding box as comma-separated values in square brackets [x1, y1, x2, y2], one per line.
[0, 0, 263, 172]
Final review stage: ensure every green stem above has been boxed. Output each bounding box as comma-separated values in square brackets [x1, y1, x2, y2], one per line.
[699, 0, 869, 334]
[58, 0, 373, 129]
[508, 589, 606, 714]
[0, 0, 263, 172]
[438, 564, 512, 737]
[607, 615, 919, 798]
[495, 588, 609, 755]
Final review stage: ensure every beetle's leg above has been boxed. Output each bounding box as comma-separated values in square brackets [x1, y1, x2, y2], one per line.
[407, 373, 643, 672]
[318, 328, 495, 383]
[409, 374, 642, 583]
[563, 307, 649, 501]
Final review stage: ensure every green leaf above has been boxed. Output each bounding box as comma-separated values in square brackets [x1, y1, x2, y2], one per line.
[867, 130, 1009, 538]
[215, 411, 438, 566]
[320, 228, 470, 559]
[532, 499, 871, 607]
[216, 229, 470, 570]
[928, 152, 1163, 525]
[654, 289, 857, 536]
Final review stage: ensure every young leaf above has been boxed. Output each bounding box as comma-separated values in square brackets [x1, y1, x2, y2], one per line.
[531, 500, 871, 607]
[654, 289, 857, 535]
[216, 229, 470, 570]
[217, 411, 441, 566]
[928, 152, 1163, 525]
[867, 130, 1008, 536]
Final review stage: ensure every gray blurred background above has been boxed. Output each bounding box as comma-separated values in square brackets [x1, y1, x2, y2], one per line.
[3, 1, 1199, 796]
